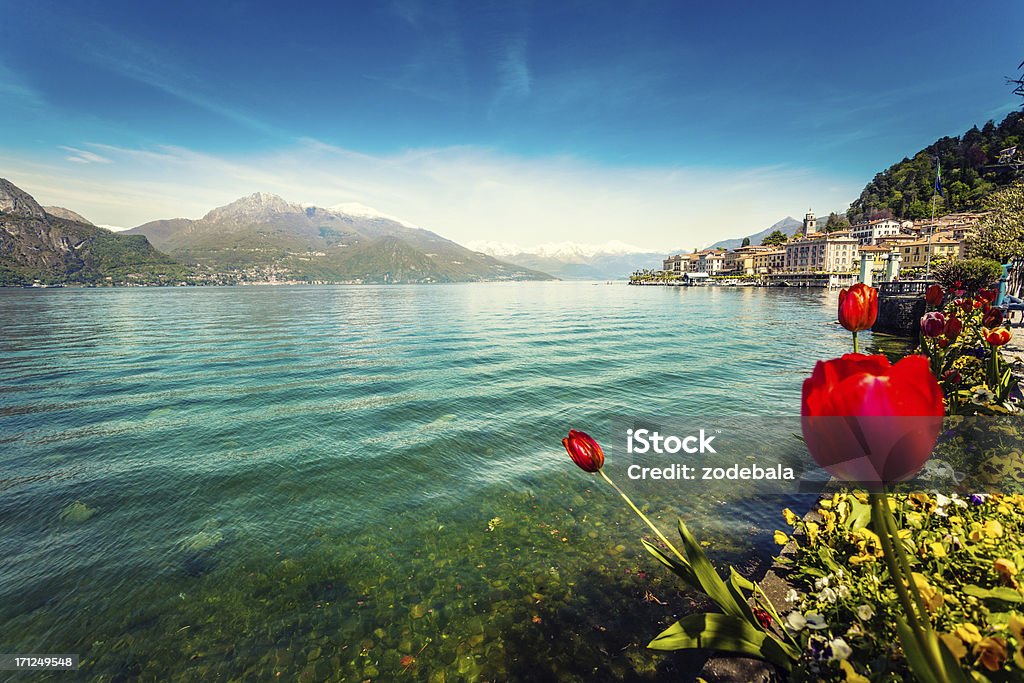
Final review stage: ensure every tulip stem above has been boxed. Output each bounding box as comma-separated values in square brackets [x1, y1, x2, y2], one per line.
[598, 469, 686, 564]
[852, 331, 859, 354]
[870, 492, 945, 679]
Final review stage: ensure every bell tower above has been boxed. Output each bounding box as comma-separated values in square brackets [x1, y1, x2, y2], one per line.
[803, 209, 817, 235]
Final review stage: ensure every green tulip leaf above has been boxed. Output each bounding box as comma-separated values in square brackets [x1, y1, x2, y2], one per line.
[728, 567, 754, 592]
[641, 538, 698, 587]
[677, 519, 753, 621]
[962, 585, 1024, 603]
[647, 613, 796, 671]
[893, 615, 941, 683]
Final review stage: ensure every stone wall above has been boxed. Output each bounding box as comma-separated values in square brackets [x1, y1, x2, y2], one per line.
[873, 294, 924, 337]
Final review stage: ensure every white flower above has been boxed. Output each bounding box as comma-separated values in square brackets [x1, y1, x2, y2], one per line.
[818, 586, 837, 604]
[805, 612, 828, 630]
[814, 575, 830, 590]
[785, 588, 800, 604]
[829, 637, 853, 661]
[856, 604, 874, 620]
[786, 611, 807, 631]
[836, 584, 851, 599]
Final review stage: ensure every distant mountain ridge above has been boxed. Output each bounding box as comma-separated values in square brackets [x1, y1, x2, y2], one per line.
[0, 178, 187, 285]
[125, 192, 554, 283]
[708, 216, 803, 250]
[467, 239, 666, 280]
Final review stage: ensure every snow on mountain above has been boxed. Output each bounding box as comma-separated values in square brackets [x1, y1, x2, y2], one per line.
[467, 239, 659, 260]
[324, 202, 419, 228]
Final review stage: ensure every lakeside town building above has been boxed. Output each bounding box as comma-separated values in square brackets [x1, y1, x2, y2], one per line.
[653, 211, 976, 283]
[851, 218, 904, 245]
[784, 232, 859, 273]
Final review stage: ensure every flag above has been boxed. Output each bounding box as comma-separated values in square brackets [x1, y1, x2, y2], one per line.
[934, 161, 944, 198]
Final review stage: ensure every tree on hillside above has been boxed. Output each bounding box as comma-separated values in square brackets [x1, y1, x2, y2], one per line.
[846, 111, 1024, 220]
[825, 212, 850, 232]
[968, 181, 1024, 263]
[761, 230, 789, 247]
[741, 236, 750, 247]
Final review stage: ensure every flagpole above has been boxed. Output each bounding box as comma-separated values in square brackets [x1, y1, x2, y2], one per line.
[925, 158, 938, 278]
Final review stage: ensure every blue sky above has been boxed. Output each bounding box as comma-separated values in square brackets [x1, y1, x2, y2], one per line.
[1, 0, 1021, 249]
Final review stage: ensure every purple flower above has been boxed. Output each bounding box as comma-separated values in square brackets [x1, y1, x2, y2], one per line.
[969, 494, 986, 506]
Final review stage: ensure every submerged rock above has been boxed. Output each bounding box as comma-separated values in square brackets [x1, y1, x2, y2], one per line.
[59, 501, 95, 523]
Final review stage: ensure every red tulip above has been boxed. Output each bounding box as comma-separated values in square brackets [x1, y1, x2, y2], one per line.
[937, 337, 950, 349]
[838, 283, 878, 333]
[942, 369, 961, 385]
[920, 312, 946, 338]
[944, 316, 963, 340]
[978, 288, 998, 304]
[984, 327, 1012, 347]
[562, 429, 605, 472]
[925, 284, 944, 308]
[802, 354, 944, 487]
[954, 298, 973, 313]
[984, 309, 1005, 328]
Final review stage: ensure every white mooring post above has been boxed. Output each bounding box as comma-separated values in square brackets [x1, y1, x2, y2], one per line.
[859, 252, 873, 287]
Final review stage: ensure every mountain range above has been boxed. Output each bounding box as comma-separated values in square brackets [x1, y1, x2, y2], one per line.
[707, 216, 804, 250]
[124, 192, 553, 284]
[0, 179, 556, 285]
[467, 240, 667, 280]
[0, 178, 187, 286]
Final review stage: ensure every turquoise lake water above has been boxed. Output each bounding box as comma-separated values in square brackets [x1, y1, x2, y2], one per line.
[0, 283, 891, 681]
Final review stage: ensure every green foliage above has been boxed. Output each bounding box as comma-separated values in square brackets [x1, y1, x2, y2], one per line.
[825, 213, 850, 233]
[781, 491, 1024, 681]
[741, 236, 751, 247]
[641, 519, 800, 668]
[932, 258, 1003, 293]
[968, 181, 1024, 263]
[848, 112, 1024, 221]
[761, 230, 789, 247]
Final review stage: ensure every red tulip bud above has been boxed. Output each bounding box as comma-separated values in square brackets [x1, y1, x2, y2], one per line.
[920, 312, 946, 338]
[925, 284, 944, 308]
[562, 429, 605, 472]
[942, 369, 961, 385]
[937, 337, 950, 349]
[838, 283, 878, 333]
[978, 288, 997, 304]
[944, 316, 963, 340]
[984, 309, 1005, 328]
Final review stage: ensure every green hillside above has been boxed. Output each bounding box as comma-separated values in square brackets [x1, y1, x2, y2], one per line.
[849, 111, 1024, 220]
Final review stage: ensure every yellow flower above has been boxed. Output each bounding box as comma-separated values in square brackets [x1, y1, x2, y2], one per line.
[1015, 647, 1024, 670]
[996, 558, 1020, 588]
[819, 508, 837, 534]
[929, 542, 947, 559]
[955, 623, 982, 646]
[974, 636, 1008, 672]
[985, 519, 1005, 538]
[912, 573, 943, 612]
[1009, 613, 1024, 641]
[805, 521, 819, 545]
[774, 530, 790, 546]
[904, 511, 924, 529]
[839, 660, 870, 683]
[939, 633, 967, 661]
[782, 508, 799, 526]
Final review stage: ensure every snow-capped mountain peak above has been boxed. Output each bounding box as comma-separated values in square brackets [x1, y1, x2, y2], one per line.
[325, 202, 418, 228]
[467, 239, 659, 259]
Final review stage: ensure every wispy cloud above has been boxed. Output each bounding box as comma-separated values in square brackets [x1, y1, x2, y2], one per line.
[0, 61, 46, 111]
[59, 146, 112, 164]
[0, 141, 861, 249]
